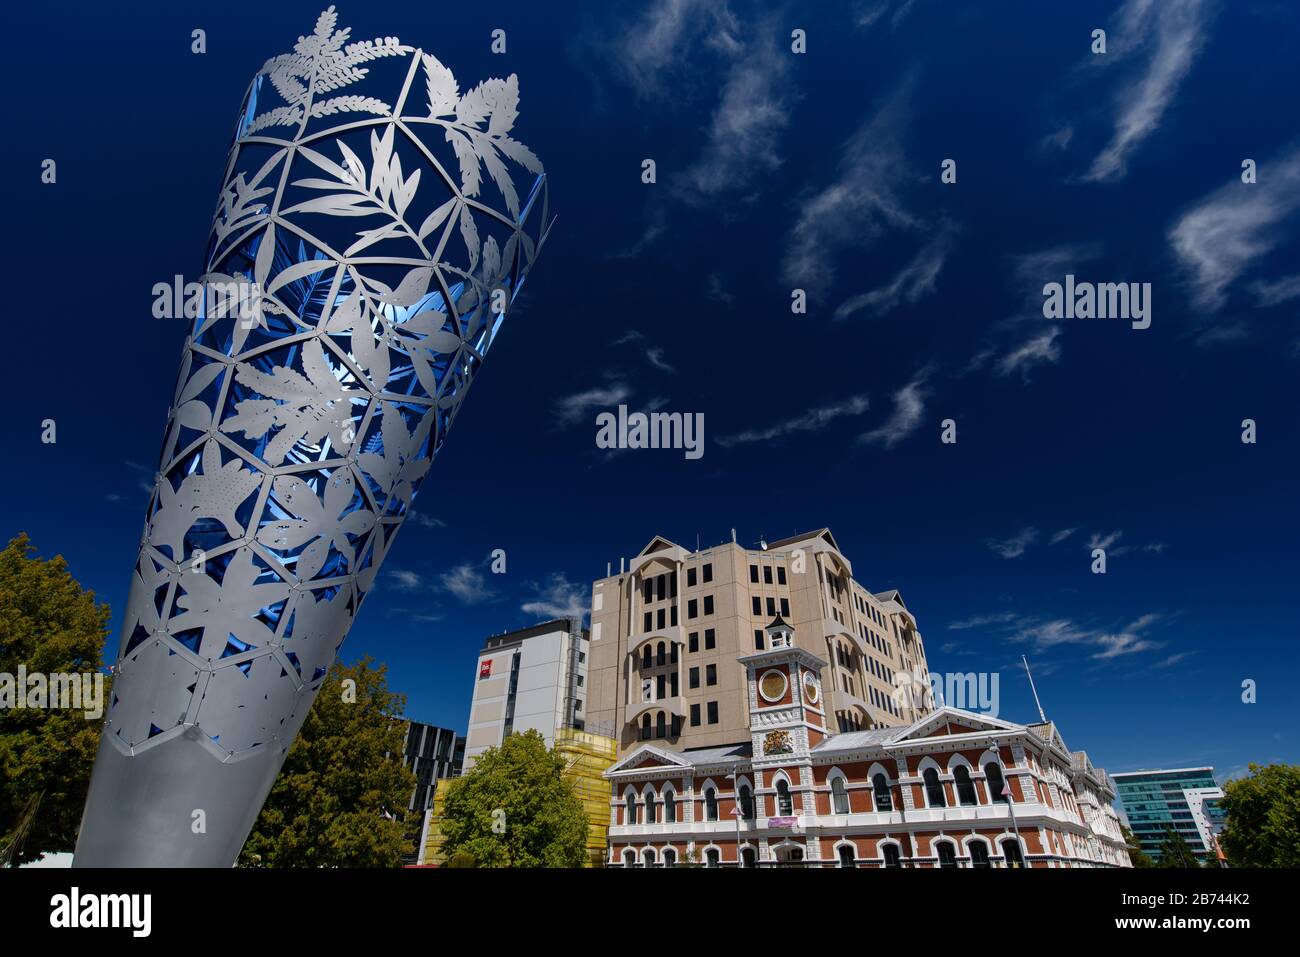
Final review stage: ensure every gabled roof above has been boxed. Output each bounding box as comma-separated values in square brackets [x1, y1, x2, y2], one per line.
[605, 744, 694, 776]
[604, 741, 752, 778]
[811, 728, 902, 753]
[766, 528, 841, 552]
[890, 706, 1024, 743]
[1028, 720, 1071, 758]
[636, 535, 682, 557]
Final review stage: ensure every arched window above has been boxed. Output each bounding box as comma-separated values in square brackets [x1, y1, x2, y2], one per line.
[740, 846, 756, 868]
[625, 793, 638, 825]
[935, 840, 957, 868]
[969, 840, 991, 868]
[655, 711, 666, 738]
[923, 767, 946, 808]
[872, 773, 892, 812]
[662, 847, 677, 867]
[642, 847, 656, 868]
[882, 843, 902, 868]
[645, 791, 658, 824]
[623, 848, 636, 867]
[640, 713, 651, 741]
[776, 778, 794, 816]
[831, 776, 850, 814]
[704, 787, 719, 822]
[739, 784, 755, 821]
[656, 641, 666, 666]
[664, 789, 677, 823]
[705, 848, 721, 868]
[642, 645, 652, 668]
[954, 765, 977, 806]
[985, 762, 1009, 803]
[1001, 838, 1025, 868]
[837, 844, 856, 867]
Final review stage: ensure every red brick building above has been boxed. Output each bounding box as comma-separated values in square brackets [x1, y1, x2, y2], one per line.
[604, 618, 1129, 868]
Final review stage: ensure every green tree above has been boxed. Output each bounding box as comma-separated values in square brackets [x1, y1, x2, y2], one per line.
[0, 534, 110, 865]
[239, 657, 417, 867]
[1121, 824, 1155, 868]
[1157, 826, 1204, 868]
[1217, 763, 1300, 868]
[440, 729, 588, 867]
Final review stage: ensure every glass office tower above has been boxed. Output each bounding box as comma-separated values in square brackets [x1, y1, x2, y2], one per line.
[1112, 767, 1225, 863]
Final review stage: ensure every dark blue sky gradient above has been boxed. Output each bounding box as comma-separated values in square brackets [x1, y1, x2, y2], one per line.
[4, 0, 1297, 782]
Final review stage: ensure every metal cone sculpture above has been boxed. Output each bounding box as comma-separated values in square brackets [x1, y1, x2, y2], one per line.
[75, 6, 550, 866]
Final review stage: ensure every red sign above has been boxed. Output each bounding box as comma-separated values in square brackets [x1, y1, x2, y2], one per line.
[479, 660, 492, 679]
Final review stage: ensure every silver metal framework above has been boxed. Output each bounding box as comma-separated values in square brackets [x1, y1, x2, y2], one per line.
[74, 6, 550, 866]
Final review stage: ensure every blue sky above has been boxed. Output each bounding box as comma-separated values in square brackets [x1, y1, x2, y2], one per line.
[4, 0, 1297, 784]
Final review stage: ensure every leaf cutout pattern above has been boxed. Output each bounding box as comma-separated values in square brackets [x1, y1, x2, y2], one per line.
[108, 7, 549, 762]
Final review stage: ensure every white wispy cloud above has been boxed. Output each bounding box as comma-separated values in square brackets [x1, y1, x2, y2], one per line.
[998, 326, 1063, 378]
[1250, 273, 1300, 307]
[613, 330, 676, 374]
[947, 612, 1021, 631]
[521, 573, 590, 622]
[388, 569, 425, 591]
[987, 527, 1039, 559]
[859, 371, 928, 448]
[782, 80, 920, 293]
[1084, 0, 1212, 182]
[438, 561, 495, 605]
[1050, 527, 1078, 544]
[409, 512, 445, 529]
[614, 0, 740, 99]
[680, 28, 793, 201]
[1088, 530, 1125, 551]
[1170, 147, 1300, 310]
[718, 396, 870, 447]
[834, 227, 955, 320]
[553, 382, 633, 426]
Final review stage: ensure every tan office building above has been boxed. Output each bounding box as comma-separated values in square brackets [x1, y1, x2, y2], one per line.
[586, 529, 934, 756]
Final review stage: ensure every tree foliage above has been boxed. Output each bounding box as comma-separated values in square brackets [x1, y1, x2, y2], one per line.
[439, 729, 588, 868]
[1121, 824, 1154, 868]
[1157, 826, 1204, 868]
[239, 656, 416, 867]
[0, 534, 110, 864]
[1217, 763, 1300, 868]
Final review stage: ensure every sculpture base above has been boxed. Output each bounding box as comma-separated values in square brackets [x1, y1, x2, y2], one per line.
[74, 726, 285, 868]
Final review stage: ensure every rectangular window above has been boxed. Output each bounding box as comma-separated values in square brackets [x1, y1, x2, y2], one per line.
[702, 563, 713, 583]
[657, 575, 666, 602]
[706, 664, 717, 686]
[707, 701, 719, 725]
[690, 703, 701, 727]
[766, 597, 776, 617]
[754, 629, 764, 650]
[688, 632, 699, 653]
[749, 564, 759, 583]
[643, 612, 652, 632]
[644, 580, 653, 602]
[657, 608, 666, 630]
[687, 567, 697, 587]
[763, 565, 773, 584]
[780, 597, 790, 617]
[777, 565, 787, 585]
[670, 605, 678, 626]
[703, 595, 714, 615]
[705, 628, 716, 650]
[752, 596, 761, 615]
[689, 667, 699, 689]
[687, 599, 698, 619]
[670, 715, 681, 737]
